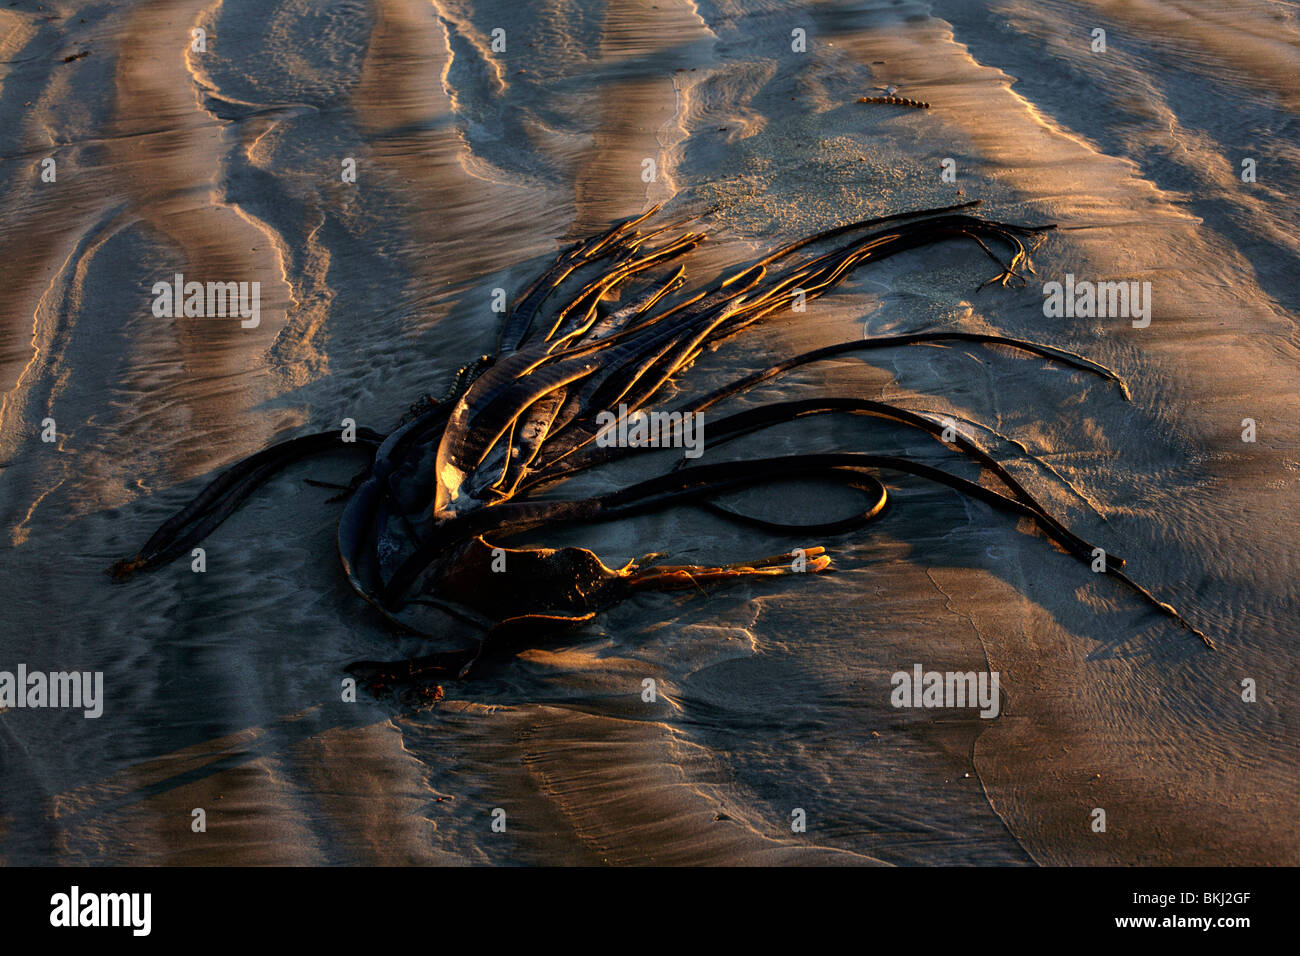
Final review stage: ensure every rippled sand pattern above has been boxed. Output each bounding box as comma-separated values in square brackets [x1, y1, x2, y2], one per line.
[0, 0, 1295, 864]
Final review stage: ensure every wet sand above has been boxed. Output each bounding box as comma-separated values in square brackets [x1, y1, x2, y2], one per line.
[0, 0, 1296, 865]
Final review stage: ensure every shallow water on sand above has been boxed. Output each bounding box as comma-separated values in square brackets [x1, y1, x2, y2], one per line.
[0, 0, 1295, 864]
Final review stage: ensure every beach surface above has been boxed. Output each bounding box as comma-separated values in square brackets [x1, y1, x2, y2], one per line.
[0, 0, 1296, 864]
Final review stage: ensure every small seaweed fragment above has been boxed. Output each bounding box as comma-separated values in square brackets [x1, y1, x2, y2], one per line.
[858, 95, 930, 109]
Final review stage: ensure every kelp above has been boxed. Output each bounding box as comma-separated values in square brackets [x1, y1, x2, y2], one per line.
[113, 200, 1211, 683]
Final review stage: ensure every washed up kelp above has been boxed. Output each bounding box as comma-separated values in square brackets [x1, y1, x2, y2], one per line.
[111, 200, 1211, 679]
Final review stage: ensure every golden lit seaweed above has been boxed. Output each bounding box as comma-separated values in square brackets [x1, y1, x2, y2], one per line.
[112, 201, 1211, 681]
